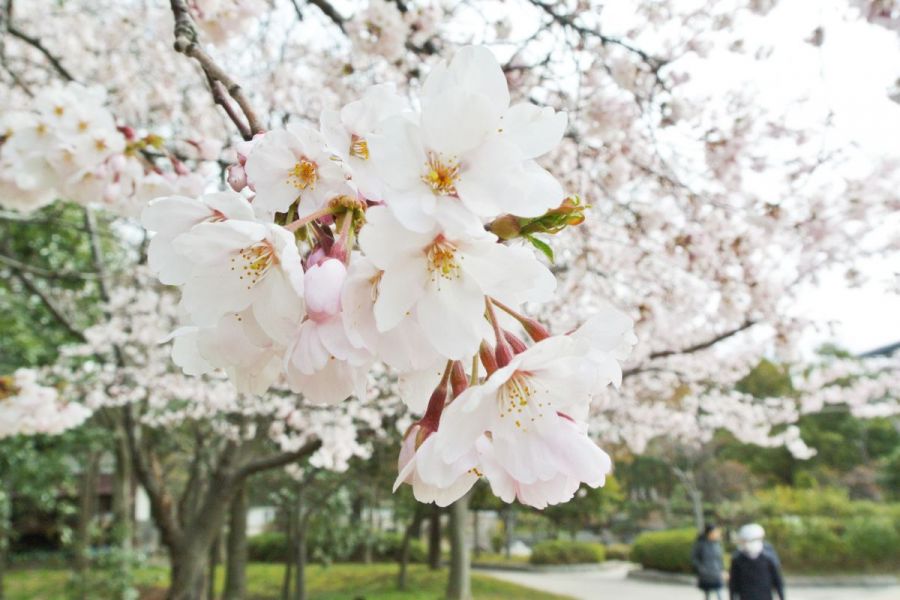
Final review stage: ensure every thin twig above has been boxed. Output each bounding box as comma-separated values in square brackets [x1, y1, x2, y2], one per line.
[169, 0, 263, 139]
[0, 252, 99, 281]
[7, 268, 86, 341]
[2, 0, 75, 82]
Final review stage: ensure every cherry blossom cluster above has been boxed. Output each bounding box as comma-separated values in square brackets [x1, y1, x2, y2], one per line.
[0, 368, 91, 438]
[142, 46, 636, 508]
[0, 83, 205, 216]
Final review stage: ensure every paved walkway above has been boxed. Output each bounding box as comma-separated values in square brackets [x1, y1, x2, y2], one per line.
[483, 564, 900, 600]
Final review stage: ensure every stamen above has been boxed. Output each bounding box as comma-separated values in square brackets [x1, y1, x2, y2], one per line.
[421, 152, 460, 196]
[287, 158, 319, 190]
[349, 135, 369, 160]
[231, 240, 278, 290]
[426, 236, 461, 282]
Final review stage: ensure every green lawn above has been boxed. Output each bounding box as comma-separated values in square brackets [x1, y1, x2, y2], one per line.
[5, 562, 570, 600]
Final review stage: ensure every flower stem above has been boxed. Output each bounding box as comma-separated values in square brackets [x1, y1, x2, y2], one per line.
[284, 205, 335, 232]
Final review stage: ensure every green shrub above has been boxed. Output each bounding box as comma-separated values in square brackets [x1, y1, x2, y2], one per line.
[529, 540, 605, 565]
[760, 516, 900, 573]
[604, 543, 631, 561]
[631, 528, 696, 573]
[247, 532, 288, 563]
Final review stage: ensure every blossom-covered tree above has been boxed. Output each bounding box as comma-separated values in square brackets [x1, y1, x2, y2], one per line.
[1, 1, 899, 599]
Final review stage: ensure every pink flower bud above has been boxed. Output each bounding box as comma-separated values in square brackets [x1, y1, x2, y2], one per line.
[227, 164, 247, 191]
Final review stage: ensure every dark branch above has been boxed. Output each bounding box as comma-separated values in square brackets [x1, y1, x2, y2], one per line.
[623, 319, 758, 379]
[234, 440, 322, 481]
[0, 252, 99, 281]
[169, 0, 263, 139]
[527, 0, 666, 76]
[306, 0, 346, 32]
[2, 1, 75, 82]
[6, 266, 86, 342]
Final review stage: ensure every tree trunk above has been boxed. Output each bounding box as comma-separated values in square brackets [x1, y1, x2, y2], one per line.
[223, 485, 248, 600]
[503, 508, 514, 560]
[168, 541, 208, 600]
[471, 509, 480, 558]
[427, 507, 441, 570]
[397, 507, 423, 590]
[292, 514, 308, 600]
[74, 451, 100, 599]
[112, 427, 133, 555]
[281, 504, 296, 600]
[446, 495, 471, 600]
[0, 492, 9, 600]
[206, 533, 221, 600]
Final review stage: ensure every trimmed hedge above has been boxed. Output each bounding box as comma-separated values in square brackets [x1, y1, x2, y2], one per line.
[248, 532, 288, 563]
[248, 531, 426, 564]
[604, 543, 631, 561]
[630, 528, 696, 573]
[762, 516, 900, 573]
[529, 540, 605, 565]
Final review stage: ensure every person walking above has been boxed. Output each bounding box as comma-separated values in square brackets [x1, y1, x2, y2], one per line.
[729, 523, 785, 600]
[692, 524, 725, 600]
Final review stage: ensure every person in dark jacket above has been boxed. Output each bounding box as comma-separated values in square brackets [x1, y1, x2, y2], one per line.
[692, 524, 725, 599]
[729, 523, 785, 600]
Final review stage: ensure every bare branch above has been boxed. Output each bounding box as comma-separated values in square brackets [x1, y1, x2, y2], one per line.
[234, 440, 322, 481]
[2, 0, 75, 82]
[0, 252, 99, 281]
[527, 0, 666, 79]
[169, 0, 263, 139]
[305, 0, 346, 32]
[5, 265, 86, 342]
[623, 319, 758, 379]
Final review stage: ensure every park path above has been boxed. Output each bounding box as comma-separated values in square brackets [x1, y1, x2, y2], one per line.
[482, 563, 900, 600]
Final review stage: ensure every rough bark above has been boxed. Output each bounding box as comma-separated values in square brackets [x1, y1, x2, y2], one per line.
[206, 532, 221, 600]
[223, 485, 248, 600]
[446, 495, 471, 600]
[281, 504, 296, 600]
[427, 507, 441, 570]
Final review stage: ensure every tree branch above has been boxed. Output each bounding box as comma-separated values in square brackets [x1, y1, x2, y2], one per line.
[234, 440, 322, 481]
[623, 320, 758, 379]
[2, 0, 75, 82]
[527, 0, 666, 78]
[0, 252, 98, 281]
[169, 0, 263, 140]
[305, 0, 346, 32]
[6, 267, 86, 342]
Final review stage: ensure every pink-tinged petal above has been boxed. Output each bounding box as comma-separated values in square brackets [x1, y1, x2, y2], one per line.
[374, 256, 427, 332]
[305, 259, 347, 321]
[203, 190, 256, 221]
[416, 274, 485, 360]
[459, 240, 556, 305]
[499, 103, 567, 159]
[288, 320, 331, 375]
[180, 269, 255, 327]
[141, 195, 209, 236]
[476, 437, 517, 503]
[432, 387, 495, 463]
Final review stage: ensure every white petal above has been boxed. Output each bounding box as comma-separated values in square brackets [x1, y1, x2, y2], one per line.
[416, 275, 485, 360]
[499, 103, 567, 159]
[459, 240, 556, 305]
[374, 256, 427, 332]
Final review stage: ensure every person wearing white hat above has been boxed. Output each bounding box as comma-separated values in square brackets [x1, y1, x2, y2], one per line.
[729, 523, 785, 600]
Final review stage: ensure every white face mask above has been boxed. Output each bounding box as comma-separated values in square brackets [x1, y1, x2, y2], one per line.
[743, 539, 764, 558]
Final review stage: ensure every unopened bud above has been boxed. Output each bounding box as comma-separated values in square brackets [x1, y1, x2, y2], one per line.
[419, 380, 448, 434]
[227, 164, 247, 191]
[495, 339, 513, 368]
[479, 342, 498, 375]
[504, 331, 528, 354]
[450, 361, 468, 397]
[487, 214, 521, 240]
[522, 317, 551, 342]
[117, 125, 136, 141]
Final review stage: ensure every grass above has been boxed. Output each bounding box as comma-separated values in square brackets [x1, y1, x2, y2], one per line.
[4, 562, 571, 600]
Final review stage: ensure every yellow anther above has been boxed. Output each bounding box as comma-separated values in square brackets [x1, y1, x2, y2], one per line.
[287, 158, 319, 190]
